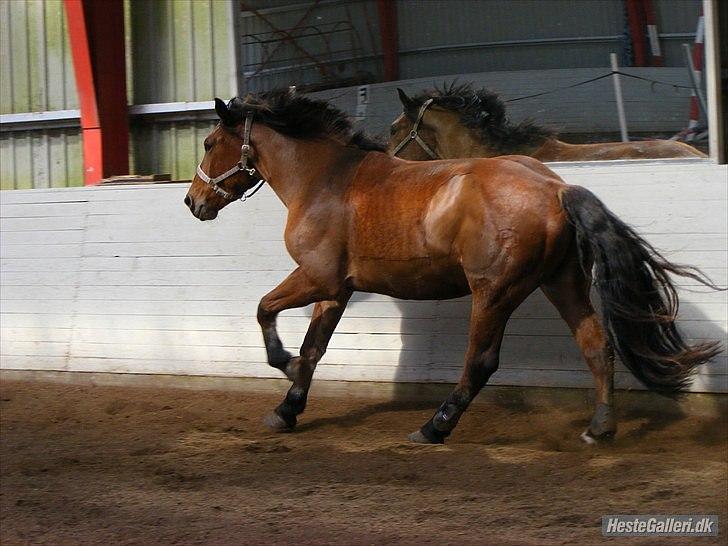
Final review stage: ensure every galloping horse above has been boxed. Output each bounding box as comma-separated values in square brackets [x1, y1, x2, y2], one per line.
[185, 91, 719, 445]
[390, 83, 707, 161]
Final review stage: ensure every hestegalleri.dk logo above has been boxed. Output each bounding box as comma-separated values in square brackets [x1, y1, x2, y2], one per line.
[602, 515, 719, 537]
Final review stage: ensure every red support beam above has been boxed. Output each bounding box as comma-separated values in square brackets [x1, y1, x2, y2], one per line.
[625, 0, 648, 66]
[65, 0, 128, 185]
[377, 0, 399, 81]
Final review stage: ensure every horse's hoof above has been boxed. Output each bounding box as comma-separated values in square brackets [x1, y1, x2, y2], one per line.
[580, 429, 615, 445]
[407, 430, 444, 445]
[263, 412, 294, 432]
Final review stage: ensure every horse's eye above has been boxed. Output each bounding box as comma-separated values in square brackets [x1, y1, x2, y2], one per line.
[204, 140, 213, 152]
[389, 124, 397, 136]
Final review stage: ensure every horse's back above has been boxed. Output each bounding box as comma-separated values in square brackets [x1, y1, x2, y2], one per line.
[537, 139, 707, 160]
[348, 154, 570, 286]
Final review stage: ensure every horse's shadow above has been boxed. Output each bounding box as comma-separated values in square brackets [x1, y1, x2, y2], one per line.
[295, 399, 435, 433]
[391, 291, 726, 398]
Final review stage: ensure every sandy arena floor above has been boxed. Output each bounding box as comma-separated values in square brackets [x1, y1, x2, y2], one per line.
[1, 375, 726, 545]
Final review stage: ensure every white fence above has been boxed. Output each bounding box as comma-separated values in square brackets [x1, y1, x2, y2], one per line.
[1, 161, 726, 392]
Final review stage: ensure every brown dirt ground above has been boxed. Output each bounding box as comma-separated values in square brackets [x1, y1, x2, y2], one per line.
[0, 377, 726, 546]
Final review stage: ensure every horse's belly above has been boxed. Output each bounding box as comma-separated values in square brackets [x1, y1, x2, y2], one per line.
[348, 257, 470, 300]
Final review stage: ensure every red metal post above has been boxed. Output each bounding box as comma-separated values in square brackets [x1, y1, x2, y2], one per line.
[625, 0, 648, 66]
[377, 0, 399, 81]
[64, 0, 129, 185]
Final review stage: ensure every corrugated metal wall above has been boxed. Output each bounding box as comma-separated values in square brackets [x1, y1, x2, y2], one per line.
[0, 0, 83, 190]
[236, 0, 702, 86]
[0, 0, 234, 189]
[396, 0, 702, 78]
[0, 129, 83, 189]
[0, 0, 78, 114]
[125, 0, 236, 179]
[127, 0, 235, 104]
[0, 0, 707, 190]
[129, 120, 217, 181]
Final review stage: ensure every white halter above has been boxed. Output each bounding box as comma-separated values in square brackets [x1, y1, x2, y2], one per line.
[196, 113, 267, 201]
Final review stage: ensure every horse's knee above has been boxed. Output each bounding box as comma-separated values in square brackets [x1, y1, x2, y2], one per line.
[257, 300, 275, 326]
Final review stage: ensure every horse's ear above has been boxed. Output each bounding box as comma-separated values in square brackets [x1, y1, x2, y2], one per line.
[397, 88, 415, 110]
[214, 97, 235, 126]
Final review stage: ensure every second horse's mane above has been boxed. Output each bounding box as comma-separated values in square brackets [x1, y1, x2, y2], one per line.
[411, 82, 555, 153]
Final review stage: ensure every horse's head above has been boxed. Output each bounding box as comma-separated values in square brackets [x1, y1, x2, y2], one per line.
[389, 84, 544, 160]
[390, 87, 492, 160]
[184, 98, 264, 221]
[388, 88, 454, 160]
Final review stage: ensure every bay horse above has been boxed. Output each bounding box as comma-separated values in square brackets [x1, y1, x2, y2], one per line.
[184, 91, 720, 445]
[390, 83, 707, 161]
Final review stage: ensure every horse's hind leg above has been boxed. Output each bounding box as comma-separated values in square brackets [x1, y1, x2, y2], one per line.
[264, 292, 351, 431]
[409, 284, 517, 444]
[541, 256, 616, 443]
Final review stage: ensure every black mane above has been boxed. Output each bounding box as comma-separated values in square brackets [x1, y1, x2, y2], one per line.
[411, 82, 554, 153]
[223, 90, 387, 152]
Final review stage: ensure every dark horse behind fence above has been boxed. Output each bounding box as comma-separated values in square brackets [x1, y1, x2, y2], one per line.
[185, 90, 721, 445]
[389, 83, 707, 161]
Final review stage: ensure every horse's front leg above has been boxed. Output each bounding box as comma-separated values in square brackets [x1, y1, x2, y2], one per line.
[264, 292, 351, 431]
[256, 267, 326, 376]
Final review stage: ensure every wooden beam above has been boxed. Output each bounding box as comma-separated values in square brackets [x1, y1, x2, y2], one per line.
[64, 0, 129, 185]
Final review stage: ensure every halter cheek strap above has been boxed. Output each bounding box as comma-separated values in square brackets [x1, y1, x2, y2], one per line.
[195, 113, 267, 202]
[391, 98, 440, 159]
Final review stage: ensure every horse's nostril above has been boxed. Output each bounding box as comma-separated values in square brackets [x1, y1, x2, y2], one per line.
[184, 195, 192, 209]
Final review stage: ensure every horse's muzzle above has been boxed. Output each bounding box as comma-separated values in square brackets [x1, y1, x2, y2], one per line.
[184, 194, 218, 221]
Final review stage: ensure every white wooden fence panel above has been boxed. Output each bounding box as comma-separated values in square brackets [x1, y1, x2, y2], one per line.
[1, 162, 726, 392]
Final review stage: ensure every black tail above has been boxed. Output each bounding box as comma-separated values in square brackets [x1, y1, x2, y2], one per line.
[560, 185, 722, 396]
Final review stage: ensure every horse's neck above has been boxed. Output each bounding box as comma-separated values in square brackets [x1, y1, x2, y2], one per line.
[461, 136, 555, 159]
[255, 137, 351, 207]
[440, 132, 491, 159]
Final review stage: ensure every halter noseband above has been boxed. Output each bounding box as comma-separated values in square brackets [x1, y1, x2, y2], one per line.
[391, 98, 440, 159]
[195, 113, 267, 202]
